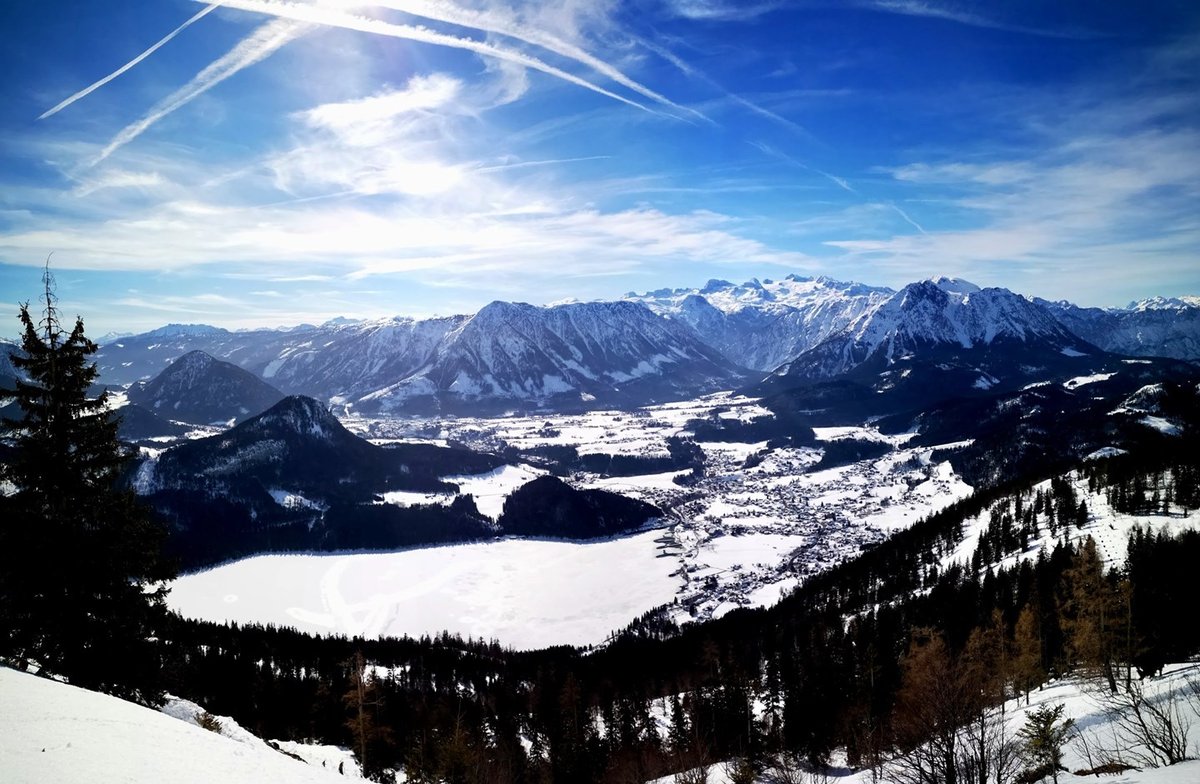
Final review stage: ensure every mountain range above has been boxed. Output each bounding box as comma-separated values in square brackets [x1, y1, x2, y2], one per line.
[83, 276, 1200, 417]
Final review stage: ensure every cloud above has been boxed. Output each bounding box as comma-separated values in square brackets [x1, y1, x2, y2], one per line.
[862, 1, 1099, 39]
[266, 72, 473, 198]
[299, 73, 463, 146]
[72, 170, 167, 197]
[663, 1, 782, 22]
[194, 0, 655, 113]
[0, 195, 813, 285]
[39, 2, 225, 120]
[89, 18, 310, 167]
[369, 0, 702, 118]
[826, 126, 1200, 295]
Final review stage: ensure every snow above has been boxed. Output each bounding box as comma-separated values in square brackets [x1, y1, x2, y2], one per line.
[166, 530, 682, 649]
[352, 398, 973, 629]
[581, 470, 692, 493]
[0, 667, 350, 784]
[1140, 416, 1182, 436]
[695, 533, 799, 573]
[1063, 372, 1117, 390]
[944, 470, 1200, 574]
[649, 663, 1200, 784]
[268, 488, 324, 510]
[445, 464, 545, 520]
[1060, 346, 1088, 357]
[376, 489, 454, 507]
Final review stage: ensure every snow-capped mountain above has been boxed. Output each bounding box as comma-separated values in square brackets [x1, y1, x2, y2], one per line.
[1036, 295, 1200, 362]
[353, 300, 746, 413]
[126, 350, 285, 426]
[99, 303, 744, 413]
[95, 317, 467, 400]
[626, 274, 893, 371]
[780, 277, 1095, 382]
[92, 279, 1197, 417]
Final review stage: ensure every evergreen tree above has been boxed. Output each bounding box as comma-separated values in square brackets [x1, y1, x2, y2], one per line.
[1017, 703, 1074, 784]
[0, 270, 174, 702]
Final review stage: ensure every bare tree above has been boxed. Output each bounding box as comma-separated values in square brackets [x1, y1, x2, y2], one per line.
[762, 752, 830, 784]
[1094, 678, 1193, 767]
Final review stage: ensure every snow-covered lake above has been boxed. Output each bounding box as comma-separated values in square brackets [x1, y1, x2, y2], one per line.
[168, 530, 681, 649]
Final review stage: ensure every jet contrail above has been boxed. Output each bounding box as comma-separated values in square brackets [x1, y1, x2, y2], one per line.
[192, 0, 652, 114]
[370, 0, 702, 119]
[40, 2, 225, 120]
[89, 18, 310, 167]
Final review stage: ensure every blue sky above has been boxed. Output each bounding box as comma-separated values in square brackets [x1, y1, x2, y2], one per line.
[1, 0, 1198, 335]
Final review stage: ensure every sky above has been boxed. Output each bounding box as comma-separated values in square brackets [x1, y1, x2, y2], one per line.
[0, 0, 1198, 335]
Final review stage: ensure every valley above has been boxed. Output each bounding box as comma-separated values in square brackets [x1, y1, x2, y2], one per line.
[168, 392, 973, 647]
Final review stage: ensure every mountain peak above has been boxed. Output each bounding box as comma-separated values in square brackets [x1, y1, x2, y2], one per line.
[1128, 295, 1200, 312]
[244, 395, 343, 441]
[143, 323, 227, 339]
[701, 279, 734, 294]
[925, 276, 982, 295]
[126, 350, 285, 426]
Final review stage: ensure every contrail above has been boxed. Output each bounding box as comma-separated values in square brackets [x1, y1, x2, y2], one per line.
[750, 141, 854, 193]
[40, 2, 225, 120]
[89, 18, 310, 167]
[370, 0, 703, 119]
[889, 203, 927, 234]
[193, 0, 652, 113]
[476, 155, 612, 173]
[638, 36, 814, 134]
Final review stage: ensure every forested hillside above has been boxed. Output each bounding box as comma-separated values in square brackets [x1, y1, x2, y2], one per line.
[147, 445, 1200, 782]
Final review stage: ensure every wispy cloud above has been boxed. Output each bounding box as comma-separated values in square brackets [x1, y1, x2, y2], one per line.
[72, 170, 166, 197]
[863, 1, 1100, 40]
[475, 155, 612, 173]
[194, 0, 655, 113]
[638, 36, 810, 134]
[663, 1, 782, 22]
[89, 18, 310, 167]
[371, 0, 702, 118]
[39, 2, 225, 120]
[267, 72, 470, 198]
[828, 125, 1200, 297]
[750, 141, 855, 193]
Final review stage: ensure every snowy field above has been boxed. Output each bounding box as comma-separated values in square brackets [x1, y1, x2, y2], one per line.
[171, 393, 977, 647]
[0, 667, 354, 784]
[168, 530, 681, 649]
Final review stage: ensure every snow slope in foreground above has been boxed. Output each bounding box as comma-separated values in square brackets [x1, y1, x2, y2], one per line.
[168, 529, 681, 649]
[0, 667, 349, 784]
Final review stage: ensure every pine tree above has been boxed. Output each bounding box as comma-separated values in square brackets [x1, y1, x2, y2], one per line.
[0, 269, 174, 702]
[1018, 703, 1074, 784]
